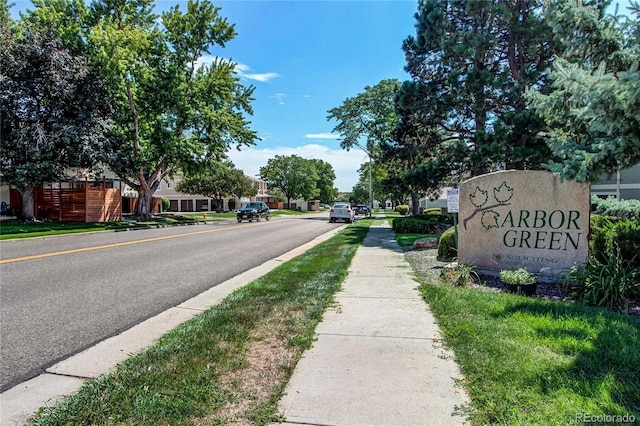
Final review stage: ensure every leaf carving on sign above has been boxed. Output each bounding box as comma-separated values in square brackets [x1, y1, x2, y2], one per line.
[469, 186, 488, 208]
[463, 181, 514, 230]
[493, 181, 513, 204]
[481, 210, 500, 230]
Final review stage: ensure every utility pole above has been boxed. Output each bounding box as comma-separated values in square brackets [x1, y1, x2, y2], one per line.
[353, 141, 373, 214]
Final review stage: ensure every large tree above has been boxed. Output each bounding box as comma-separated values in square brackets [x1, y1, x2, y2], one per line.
[528, 0, 640, 182]
[97, 0, 257, 218]
[309, 159, 338, 204]
[259, 155, 319, 208]
[176, 161, 257, 209]
[0, 17, 112, 221]
[328, 79, 401, 208]
[402, 0, 554, 182]
[24, 0, 258, 219]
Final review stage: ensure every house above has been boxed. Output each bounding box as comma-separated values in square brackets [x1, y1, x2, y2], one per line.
[590, 165, 640, 201]
[152, 174, 282, 212]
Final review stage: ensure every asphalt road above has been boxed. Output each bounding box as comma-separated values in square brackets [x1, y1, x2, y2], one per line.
[0, 213, 340, 391]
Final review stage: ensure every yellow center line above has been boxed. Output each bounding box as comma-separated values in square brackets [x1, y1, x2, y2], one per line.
[0, 222, 263, 264]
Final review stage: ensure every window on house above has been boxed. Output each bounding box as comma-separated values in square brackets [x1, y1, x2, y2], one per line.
[167, 182, 174, 189]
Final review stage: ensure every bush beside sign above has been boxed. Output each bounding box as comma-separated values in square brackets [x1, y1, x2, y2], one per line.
[458, 170, 590, 276]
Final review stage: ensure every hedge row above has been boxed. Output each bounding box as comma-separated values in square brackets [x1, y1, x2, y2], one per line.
[392, 214, 453, 234]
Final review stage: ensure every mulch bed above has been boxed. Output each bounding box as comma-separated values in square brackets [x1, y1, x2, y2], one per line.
[403, 247, 640, 317]
[476, 273, 640, 317]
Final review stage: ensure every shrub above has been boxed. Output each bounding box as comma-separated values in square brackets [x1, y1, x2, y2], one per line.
[395, 204, 410, 216]
[441, 263, 478, 287]
[424, 207, 442, 215]
[591, 196, 640, 221]
[500, 268, 536, 285]
[437, 226, 457, 260]
[392, 215, 452, 234]
[589, 215, 640, 268]
[161, 197, 170, 212]
[567, 247, 640, 313]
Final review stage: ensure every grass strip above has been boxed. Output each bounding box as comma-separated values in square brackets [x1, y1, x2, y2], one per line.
[29, 218, 373, 425]
[0, 215, 204, 239]
[1, 210, 323, 240]
[410, 259, 640, 425]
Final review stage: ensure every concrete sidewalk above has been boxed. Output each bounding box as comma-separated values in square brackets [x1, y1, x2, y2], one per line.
[275, 220, 470, 426]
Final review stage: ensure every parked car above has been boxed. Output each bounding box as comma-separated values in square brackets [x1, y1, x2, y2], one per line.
[329, 203, 355, 223]
[237, 201, 270, 222]
[354, 204, 369, 216]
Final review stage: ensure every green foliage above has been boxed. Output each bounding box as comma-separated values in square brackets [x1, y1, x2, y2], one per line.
[401, 0, 554, 186]
[327, 79, 404, 205]
[0, 20, 113, 220]
[437, 226, 457, 260]
[591, 196, 640, 221]
[424, 208, 442, 215]
[309, 159, 338, 204]
[499, 268, 536, 285]
[176, 162, 257, 201]
[392, 215, 452, 234]
[529, 2, 640, 182]
[23, 0, 259, 218]
[440, 264, 478, 287]
[161, 197, 170, 212]
[395, 205, 409, 216]
[567, 248, 640, 313]
[418, 279, 640, 424]
[327, 79, 400, 155]
[259, 155, 331, 206]
[589, 215, 640, 269]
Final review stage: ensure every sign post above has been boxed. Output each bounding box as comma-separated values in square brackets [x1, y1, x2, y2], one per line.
[447, 189, 460, 248]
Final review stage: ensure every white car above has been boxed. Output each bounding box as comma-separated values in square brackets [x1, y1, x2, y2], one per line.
[329, 203, 355, 223]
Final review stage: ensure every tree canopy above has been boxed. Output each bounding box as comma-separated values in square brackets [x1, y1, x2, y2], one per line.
[0, 18, 112, 220]
[528, 0, 640, 182]
[176, 161, 257, 209]
[401, 0, 554, 183]
[259, 155, 336, 207]
[19, 0, 258, 218]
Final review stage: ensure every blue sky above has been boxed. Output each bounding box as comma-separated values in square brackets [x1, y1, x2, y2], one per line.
[210, 1, 419, 191]
[11, 0, 418, 191]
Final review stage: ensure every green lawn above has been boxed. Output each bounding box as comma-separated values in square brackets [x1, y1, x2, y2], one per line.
[0, 209, 321, 240]
[0, 215, 204, 240]
[398, 229, 640, 425]
[419, 280, 640, 425]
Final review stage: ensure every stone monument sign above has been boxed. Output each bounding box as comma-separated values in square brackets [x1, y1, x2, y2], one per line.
[458, 170, 590, 276]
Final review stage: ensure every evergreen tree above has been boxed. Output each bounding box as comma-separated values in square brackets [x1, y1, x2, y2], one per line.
[529, 0, 640, 181]
[402, 0, 554, 183]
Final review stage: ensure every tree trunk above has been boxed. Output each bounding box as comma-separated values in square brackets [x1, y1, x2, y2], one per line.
[18, 186, 35, 221]
[411, 192, 420, 215]
[135, 187, 154, 219]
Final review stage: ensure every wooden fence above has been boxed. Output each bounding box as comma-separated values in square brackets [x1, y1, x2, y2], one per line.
[10, 186, 122, 222]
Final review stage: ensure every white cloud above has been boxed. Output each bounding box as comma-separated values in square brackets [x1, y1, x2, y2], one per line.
[234, 62, 280, 82]
[226, 144, 369, 192]
[269, 93, 288, 105]
[193, 57, 279, 83]
[304, 133, 341, 140]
